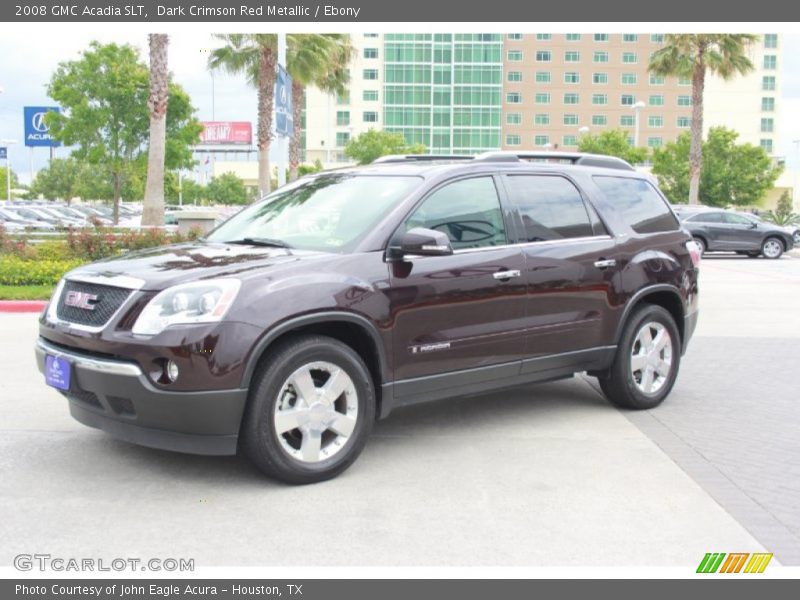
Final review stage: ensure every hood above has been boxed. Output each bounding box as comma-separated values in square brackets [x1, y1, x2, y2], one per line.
[64, 241, 330, 290]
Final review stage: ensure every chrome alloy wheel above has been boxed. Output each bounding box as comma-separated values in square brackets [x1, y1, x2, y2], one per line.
[762, 239, 783, 259]
[273, 361, 358, 463]
[630, 321, 673, 395]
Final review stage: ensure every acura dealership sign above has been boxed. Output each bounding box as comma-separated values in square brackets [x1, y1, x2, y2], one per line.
[199, 121, 252, 145]
[24, 106, 61, 147]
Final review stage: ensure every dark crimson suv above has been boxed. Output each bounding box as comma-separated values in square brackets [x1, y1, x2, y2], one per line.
[36, 152, 700, 483]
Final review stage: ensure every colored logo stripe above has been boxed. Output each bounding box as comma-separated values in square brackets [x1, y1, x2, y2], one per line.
[744, 553, 773, 573]
[697, 553, 726, 573]
[696, 552, 773, 573]
[720, 553, 749, 573]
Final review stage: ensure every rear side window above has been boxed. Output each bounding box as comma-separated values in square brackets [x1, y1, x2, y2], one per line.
[405, 177, 507, 250]
[504, 175, 594, 241]
[593, 176, 679, 234]
[687, 212, 724, 223]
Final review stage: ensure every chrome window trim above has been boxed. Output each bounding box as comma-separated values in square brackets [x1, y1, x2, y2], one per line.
[452, 234, 614, 255]
[36, 338, 143, 377]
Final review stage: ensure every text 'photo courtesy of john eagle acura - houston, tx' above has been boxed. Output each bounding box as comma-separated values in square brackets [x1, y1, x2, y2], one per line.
[36, 152, 704, 484]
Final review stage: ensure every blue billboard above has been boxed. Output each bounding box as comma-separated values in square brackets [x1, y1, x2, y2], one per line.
[275, 66, 293, 137]
[0, 147, 6, 160]
[24, 106, 61, 147]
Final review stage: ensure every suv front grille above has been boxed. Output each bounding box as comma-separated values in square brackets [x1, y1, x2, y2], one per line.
[56, 280, 132, 328]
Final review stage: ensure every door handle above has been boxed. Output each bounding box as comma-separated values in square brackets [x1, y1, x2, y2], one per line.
[493, 269, 521, 280]
[593, 259, 617, 269]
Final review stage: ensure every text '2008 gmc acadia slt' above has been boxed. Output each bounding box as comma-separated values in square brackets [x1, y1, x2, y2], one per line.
[36, 152, 700, 484]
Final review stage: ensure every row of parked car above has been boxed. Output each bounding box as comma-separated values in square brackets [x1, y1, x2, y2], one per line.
[0, 202, 144, 231]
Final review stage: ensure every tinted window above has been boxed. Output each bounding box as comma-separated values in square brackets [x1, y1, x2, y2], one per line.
[687, 212, 724, 223]
[724, 213, 752, 225]
[505, 175, 594, 241]
[593, 176, 679, 234]
[405, 177, 507, 250]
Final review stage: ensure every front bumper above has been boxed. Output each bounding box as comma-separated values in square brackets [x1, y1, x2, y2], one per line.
[35, 338, 248, 455]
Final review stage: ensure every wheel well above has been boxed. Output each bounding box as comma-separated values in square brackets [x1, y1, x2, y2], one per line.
[764, 235, 786, 250]
[251, 320, 385, 418]
[635, 291, 684, 348]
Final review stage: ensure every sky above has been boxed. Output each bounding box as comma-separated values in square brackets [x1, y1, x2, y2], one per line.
[1, 30, 799, 185]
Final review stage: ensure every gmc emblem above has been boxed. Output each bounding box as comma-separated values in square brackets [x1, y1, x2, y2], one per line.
[64, 291, 100, 311]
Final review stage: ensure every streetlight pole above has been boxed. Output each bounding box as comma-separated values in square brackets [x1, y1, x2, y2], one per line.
[1, 139, 18, 202]
[632, 101, 646, 148]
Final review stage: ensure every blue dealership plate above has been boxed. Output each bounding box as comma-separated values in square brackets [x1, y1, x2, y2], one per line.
[44, 355, 71, 391]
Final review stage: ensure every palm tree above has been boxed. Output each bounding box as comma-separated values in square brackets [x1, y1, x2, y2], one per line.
[649, 34, 758, 205]
[287, 35, 353, 181]
[209, 34, 277, 196]
[142, 33, 169, 227]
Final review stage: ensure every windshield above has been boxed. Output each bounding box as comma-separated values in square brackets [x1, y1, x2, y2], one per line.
[207, 174, 422, 252]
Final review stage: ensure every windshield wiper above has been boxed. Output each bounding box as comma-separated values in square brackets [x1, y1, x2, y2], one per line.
[226, 237, 293, 249]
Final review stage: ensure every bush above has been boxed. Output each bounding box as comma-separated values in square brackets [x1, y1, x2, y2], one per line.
[0, 255, 83, 286]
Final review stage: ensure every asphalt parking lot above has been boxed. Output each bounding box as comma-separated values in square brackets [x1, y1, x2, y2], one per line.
[1, 253, 798, 568]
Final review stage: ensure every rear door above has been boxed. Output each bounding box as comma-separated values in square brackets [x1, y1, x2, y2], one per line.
[722, 212, 762, 250]
[501, 173, 620, 367]
[685, 211, 727, 249]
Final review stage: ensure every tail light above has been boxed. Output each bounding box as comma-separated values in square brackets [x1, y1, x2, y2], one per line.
[686, 240, 702, 268]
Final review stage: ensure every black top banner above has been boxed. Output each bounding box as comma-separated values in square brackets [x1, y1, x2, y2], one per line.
[3, 0, 799, 22]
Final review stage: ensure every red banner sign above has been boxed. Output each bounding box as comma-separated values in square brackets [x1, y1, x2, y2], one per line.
[199, 121, 252, 145]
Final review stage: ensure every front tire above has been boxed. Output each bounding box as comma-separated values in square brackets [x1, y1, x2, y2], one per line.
[598, 304, 681, 410]
[761, 237, 784, 259]
[241, 334, 375, 484]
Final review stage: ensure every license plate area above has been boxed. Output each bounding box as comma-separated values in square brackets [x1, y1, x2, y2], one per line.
[45, 355, 72, 391]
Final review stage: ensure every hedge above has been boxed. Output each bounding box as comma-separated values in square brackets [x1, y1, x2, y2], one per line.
[0, 256, 84, 286]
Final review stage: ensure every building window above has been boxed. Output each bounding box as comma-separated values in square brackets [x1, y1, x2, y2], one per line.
[678, 76, 691, 86]
[566, 33, 581, 41]
[534, 134, 550, 146]
[507, 33, 523, 40]
[564, 93, 579, 105]
[763, 55, 777, 70]
[335, 132, 350, 147]
[507, 71, 522, 82]
[336, 111, 350, 126]
[536, 50, 552, 62]
[622, 52, 638, 64]
[507, 50, 523, 61]
[362, 111, 377, 123]
[623, 34, 639, 43]
[649, 94, 665, 106]
[563, 135, 578, 147]
[363, 48, 378, 59]
[563, 114, 579, 125]
[592, 115, 608, 126]
[565, 51, 581, 63]
[336, 91, 350, 105]
[564, 72, 580, 84]
[762, 97, 775, 111]
[649, 74, 665, 86]
[506, 92, 522, 104]
[647, 137, 663, 148]
[677, 95, 691, 107]
[650, 34, 665, 43]
[761, 117, 774, 133]
[594, 34, 609, 42]
[620, 115, 634, 127]
[592, 93, 608, 105]
[535, 92, 551, 104]
[506, 113, 522, 125]
[536, 71, 551, 83]
[536, 34, 552, 40]
[364, 33, 379, 38]
[677, 116, 690, 128]
[363, 69, 378, 80]
[762, 76, 776, 91]
[764, 34, 778, 49]
[621, 94, 636, 106]
[363, 90, 378, 102]
[506, 134, 522, 146]
[534, 113, 550, 126]
[594, 51, 609, 63]
[648, 116, 664, 128]
[621, 73, 637, 85]
[593, 73, 608, 84]
[760, 139, 773, 153]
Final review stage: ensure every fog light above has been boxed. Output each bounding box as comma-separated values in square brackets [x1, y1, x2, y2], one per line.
[166, 360, 180, 383]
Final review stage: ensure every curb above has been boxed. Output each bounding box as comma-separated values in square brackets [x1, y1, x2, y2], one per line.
[0, 301, 47, 313]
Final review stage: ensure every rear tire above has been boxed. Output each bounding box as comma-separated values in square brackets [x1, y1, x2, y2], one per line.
[761, 237, 784, 259]
[240, 334, 375, 484]
[598, 304, 681, 410]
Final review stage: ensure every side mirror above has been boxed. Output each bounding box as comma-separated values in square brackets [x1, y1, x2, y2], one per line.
[388, 227, 453, 260]
[749, 221, 758, 229]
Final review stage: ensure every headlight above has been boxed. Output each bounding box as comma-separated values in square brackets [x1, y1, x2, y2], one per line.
[132, 279, 241, 335]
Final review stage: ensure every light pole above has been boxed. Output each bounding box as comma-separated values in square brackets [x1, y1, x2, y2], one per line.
[632, 101, 646, 147]
[1, 139, 18, 202]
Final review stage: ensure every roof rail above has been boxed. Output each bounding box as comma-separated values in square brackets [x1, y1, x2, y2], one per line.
[372, 154, 475, 164]
[475, 151, 635, 171]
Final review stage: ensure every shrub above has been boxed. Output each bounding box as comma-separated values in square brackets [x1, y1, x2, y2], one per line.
[0, 256, 83, 286]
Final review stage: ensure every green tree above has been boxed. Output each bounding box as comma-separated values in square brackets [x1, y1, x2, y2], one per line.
[763, 191, 800, 226]
[46, 41, 201, 223]
[652, 127, 782, 207]
[649, 34, 758, 205]
[142, 33, 170, 227]
[344, 129, 426, 165]
[29, 158, 83, 201]
[206, 172, 249, 205]
[0, 166, 20, 198]
[577, 129, 649, 165]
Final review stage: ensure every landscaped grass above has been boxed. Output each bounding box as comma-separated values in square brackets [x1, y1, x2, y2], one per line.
[0, 285, 54, 301]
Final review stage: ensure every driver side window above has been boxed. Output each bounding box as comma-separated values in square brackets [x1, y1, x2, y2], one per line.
[405, 177, 507, 250]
